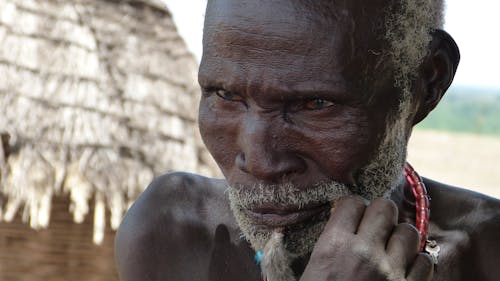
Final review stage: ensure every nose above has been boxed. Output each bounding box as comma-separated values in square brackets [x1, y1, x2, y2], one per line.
[235, 115, 305, 182]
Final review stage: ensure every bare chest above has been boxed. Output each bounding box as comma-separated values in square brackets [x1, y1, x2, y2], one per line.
[427, 224, 474, 281]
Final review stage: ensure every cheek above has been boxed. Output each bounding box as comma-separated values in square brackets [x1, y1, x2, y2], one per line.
[320, 128, 376, 178]
[284, 111, 378, 182]
[198, 101, 239, 173]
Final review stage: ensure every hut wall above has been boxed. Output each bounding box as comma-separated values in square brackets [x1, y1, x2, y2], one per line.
[0, 1, 219, 279]
[0, 195, 118, 281]
[0, 0, 220, 238]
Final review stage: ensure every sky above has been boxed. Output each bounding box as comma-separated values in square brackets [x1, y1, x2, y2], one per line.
[163, 0, 500, 89]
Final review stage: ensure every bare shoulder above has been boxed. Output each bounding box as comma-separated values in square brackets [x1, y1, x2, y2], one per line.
[116, 172, 234, 238]
[424, 178, 500, 281]
[115, 172, 239, 281]
[425, 178, 500, 228]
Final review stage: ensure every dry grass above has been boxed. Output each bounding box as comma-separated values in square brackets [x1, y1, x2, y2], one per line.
[408, 129, 500, 199]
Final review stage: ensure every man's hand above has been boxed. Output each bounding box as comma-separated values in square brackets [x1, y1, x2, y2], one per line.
[300, 197, 434, 281]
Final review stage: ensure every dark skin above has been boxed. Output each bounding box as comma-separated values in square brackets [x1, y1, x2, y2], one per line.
[115, 0, 500, 280]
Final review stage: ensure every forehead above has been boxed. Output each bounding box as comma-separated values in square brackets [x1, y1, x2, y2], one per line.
[200, 0, 389, 93]
[204, 0, 341, 40]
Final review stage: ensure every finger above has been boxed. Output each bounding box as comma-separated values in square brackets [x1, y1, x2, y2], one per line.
[357, 198, 398, 244]
[406, 253, 434, 281]
[324, 196, 366, 235]
[386, 223, 420, 268]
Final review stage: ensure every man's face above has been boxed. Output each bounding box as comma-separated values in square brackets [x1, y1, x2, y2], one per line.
[198, 0, 411, 255]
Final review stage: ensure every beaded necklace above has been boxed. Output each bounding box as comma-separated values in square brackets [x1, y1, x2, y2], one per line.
[404, 162, 430, 251]
[255, 163, 435, 280]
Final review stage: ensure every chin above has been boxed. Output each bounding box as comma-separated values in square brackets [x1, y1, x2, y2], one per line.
[228, 175, 393, 257]
[231, 202, 330, 257]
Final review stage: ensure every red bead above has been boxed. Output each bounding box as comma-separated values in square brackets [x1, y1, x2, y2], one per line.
[405, 163, 430, 252]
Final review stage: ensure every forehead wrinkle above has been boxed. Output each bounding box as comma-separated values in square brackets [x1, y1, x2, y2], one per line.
[200, 55, 349, 100]
[204, 0, 346, 54]
[203, 25, 348, 79]
[206, 27, 310, 57]
[206, 0, 302, 30]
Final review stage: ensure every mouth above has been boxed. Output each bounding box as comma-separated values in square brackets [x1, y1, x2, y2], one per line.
[244, 203, 331, 228]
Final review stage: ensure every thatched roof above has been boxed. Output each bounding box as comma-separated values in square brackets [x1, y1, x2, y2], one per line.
[0, 0, 220, 244]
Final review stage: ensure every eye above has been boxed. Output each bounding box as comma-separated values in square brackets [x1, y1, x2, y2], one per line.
[215, 89, 244, 102]
[304, 98, 335, 110]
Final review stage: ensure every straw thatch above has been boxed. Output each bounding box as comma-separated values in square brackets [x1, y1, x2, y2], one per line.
[0, 0, 219, 244]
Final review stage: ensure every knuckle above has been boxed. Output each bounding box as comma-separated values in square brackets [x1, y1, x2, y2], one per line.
[389, 230, 407, 245]
[314, 232, 351, 260]
[396, 222, 419, 236]
[367, 198, 398, 217]
[311, 247, 333, 262]
[351, 238, 377, 261]
[327, 231, 350, 248]
[311, 242, 337, 261]
[392, 223, 420, 247]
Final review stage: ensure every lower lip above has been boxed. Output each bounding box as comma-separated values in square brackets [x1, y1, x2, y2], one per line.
[244, 204, 330, 228]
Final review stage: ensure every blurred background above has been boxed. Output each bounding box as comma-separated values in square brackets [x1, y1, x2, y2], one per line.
[0, 0, 498, 280]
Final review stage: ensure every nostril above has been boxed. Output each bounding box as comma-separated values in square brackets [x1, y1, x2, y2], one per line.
[235, 152, 247, 172]
[280, 156, 307, 177]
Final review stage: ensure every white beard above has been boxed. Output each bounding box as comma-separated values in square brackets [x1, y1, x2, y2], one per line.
[228, 98, 412, 281]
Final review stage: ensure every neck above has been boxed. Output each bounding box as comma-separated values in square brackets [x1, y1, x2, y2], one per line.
[390, 178, 418, 225]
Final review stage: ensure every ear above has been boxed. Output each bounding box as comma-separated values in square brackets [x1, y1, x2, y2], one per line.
[412, 30, 460, 125]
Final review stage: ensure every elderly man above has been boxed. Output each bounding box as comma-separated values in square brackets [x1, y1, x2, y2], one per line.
[115, 0, 500, 280]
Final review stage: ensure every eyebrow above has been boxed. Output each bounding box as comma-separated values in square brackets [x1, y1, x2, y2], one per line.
[270, 88, 357, 105]
[200, 61, 355, 99]
[268, 77, 353, 99]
